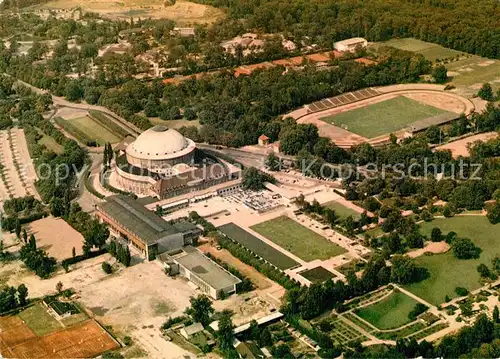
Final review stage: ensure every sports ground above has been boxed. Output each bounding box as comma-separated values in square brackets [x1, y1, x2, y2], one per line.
[355, 291, 420, 330]
[0, 303, 118, 358]
[324, 200, 361, 219]
[251, 216, 347, 262]
[218, 222, 299, 270]
[55, 115, 122, 145]
[405, 216, 498, 305]
[320, 96, 451, 139]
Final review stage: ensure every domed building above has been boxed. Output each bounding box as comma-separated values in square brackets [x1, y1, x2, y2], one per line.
[111, 125, 240, 199]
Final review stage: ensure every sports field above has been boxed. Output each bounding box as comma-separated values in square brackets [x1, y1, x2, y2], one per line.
[299, 266, 336, 283]
[355, 291, 420, 330]
[218, 223, 299, 270]
[320, 96, 450, 138]
[17, 303, 62, 336]
[377, 38, 462, 61]
[324, 201, 360, 219]
[405, 216, 498, 305]
[56, 116, 121, 145]
[251, 216, 347, 262]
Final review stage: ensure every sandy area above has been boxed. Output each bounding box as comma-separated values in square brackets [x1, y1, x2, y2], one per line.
[27, 216, 85, 261]
[56, 107, 87, 120]
[40, 0, 224, 24]
[0, 130, 27, 198]
[403, 92, 467, 114]
[436, 132, 498, 158]
[407, 241, 450, 258]
[1, 255, 198, 358]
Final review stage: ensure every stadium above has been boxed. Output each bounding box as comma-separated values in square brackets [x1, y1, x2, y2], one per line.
[111, 125, 241, 199]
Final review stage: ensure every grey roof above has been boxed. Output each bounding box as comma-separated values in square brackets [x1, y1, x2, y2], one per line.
[173, 221, 200, 233]
[408, 112, 459, 133]
[97, 195, 180, 245]
[183, 322, 204, 336]
[175, 246, 241, 291]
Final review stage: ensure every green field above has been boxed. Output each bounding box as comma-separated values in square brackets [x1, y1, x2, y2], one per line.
[56, 116, 122, 145]
[321, 96, 450, 138]
[17, 302, 63, 336]
[218, 223, 299, 270]
[405, 216, 499, 305]
[377, 38, 463, 61]
[355, 291, 420, 330]
[325, 201, 360, 219]
[39, 135, 63, 154]
[251, 216, 347, 262]
[300, 266, 336, 283]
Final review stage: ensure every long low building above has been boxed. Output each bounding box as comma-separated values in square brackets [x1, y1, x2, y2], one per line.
[162, 246, 241, 299]
[95, 195, 202, 260]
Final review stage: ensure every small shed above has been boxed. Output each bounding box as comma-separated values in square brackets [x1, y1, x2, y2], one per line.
[180, 322, 204, 339]
[258, 134, 270, 146]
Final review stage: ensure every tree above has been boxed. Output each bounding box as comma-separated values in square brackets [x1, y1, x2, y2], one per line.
[390, 255, 417, 284]
[265, 152, 280, 171]
[431, 227, 442, 242]
[494, 306, 499, 323]
[477, 263, 492, 278]
[17, 284, 28, 306]
[56, 281, 63, 294]
[259, 327, 273, 347]
[452, 238, 481, 259]
[242, 167, 274, 191]
[487, 203, 500, 224]
[185, 295, 214, 326]
[455, 287, 468, 296]
[217, 309, 234, 351]
[478, 83, 494, 101]
[425, 125, 441, 144]
[102, 262, 112, 274]
[15, 220, 21, 239]
[432, 65, 448, 83]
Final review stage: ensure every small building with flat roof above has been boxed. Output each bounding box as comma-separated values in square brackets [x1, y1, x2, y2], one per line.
[169, 246, 241, 299]
[95, 195, 201, 260]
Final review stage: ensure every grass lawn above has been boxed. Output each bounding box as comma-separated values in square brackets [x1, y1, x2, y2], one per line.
[39, 135, 63, 154]
[320, 96, 450, 138]
[57, 116, 121, 145]
[325, 201, 360, 219]
[218, 223, 299, 270]
[251, 216, 347, 262]
[445, 56, 500, 90]
[376, 38, 463, 61]
[355, 291, 420, 330]
[300, 266, 336, 283]
[17, 302, 63, 336]
[405, 216, 499, 305]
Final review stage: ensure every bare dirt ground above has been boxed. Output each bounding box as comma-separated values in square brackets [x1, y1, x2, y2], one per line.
[40, 0, 224, 24]
[212, 292, 276, 327]
[27, 216, 84, 261]
[436, 132, 498, 158]
[55, 107, 87, 120]
[1, 256, 198, 358]
[407, 241, 450, 258]
[403, 92, 467, 114]
[0, 130, 28, 198]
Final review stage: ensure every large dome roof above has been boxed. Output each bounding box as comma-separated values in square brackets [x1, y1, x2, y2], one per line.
[126, 125, 195, 160]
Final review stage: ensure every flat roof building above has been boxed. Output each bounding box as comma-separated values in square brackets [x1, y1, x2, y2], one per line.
[96, 195, 201, 260]
[334, 37, 367, 52]
[168, 246, 241, 299]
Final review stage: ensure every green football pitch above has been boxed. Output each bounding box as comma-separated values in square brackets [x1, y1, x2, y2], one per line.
[320, 96, 451, 138]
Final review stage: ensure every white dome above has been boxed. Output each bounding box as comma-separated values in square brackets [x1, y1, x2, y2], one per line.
[126, 125, 194, 160]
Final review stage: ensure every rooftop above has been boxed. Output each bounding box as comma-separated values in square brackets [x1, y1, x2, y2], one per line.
[97, 195, 181, 244]
[174, 246, 241, 291]
[408, 112, 459, 133]
[335, 37, 367, 46]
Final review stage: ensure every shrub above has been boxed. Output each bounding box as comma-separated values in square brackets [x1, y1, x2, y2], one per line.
[102, 262, 112, 274]
[455, 287, 469, 296]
